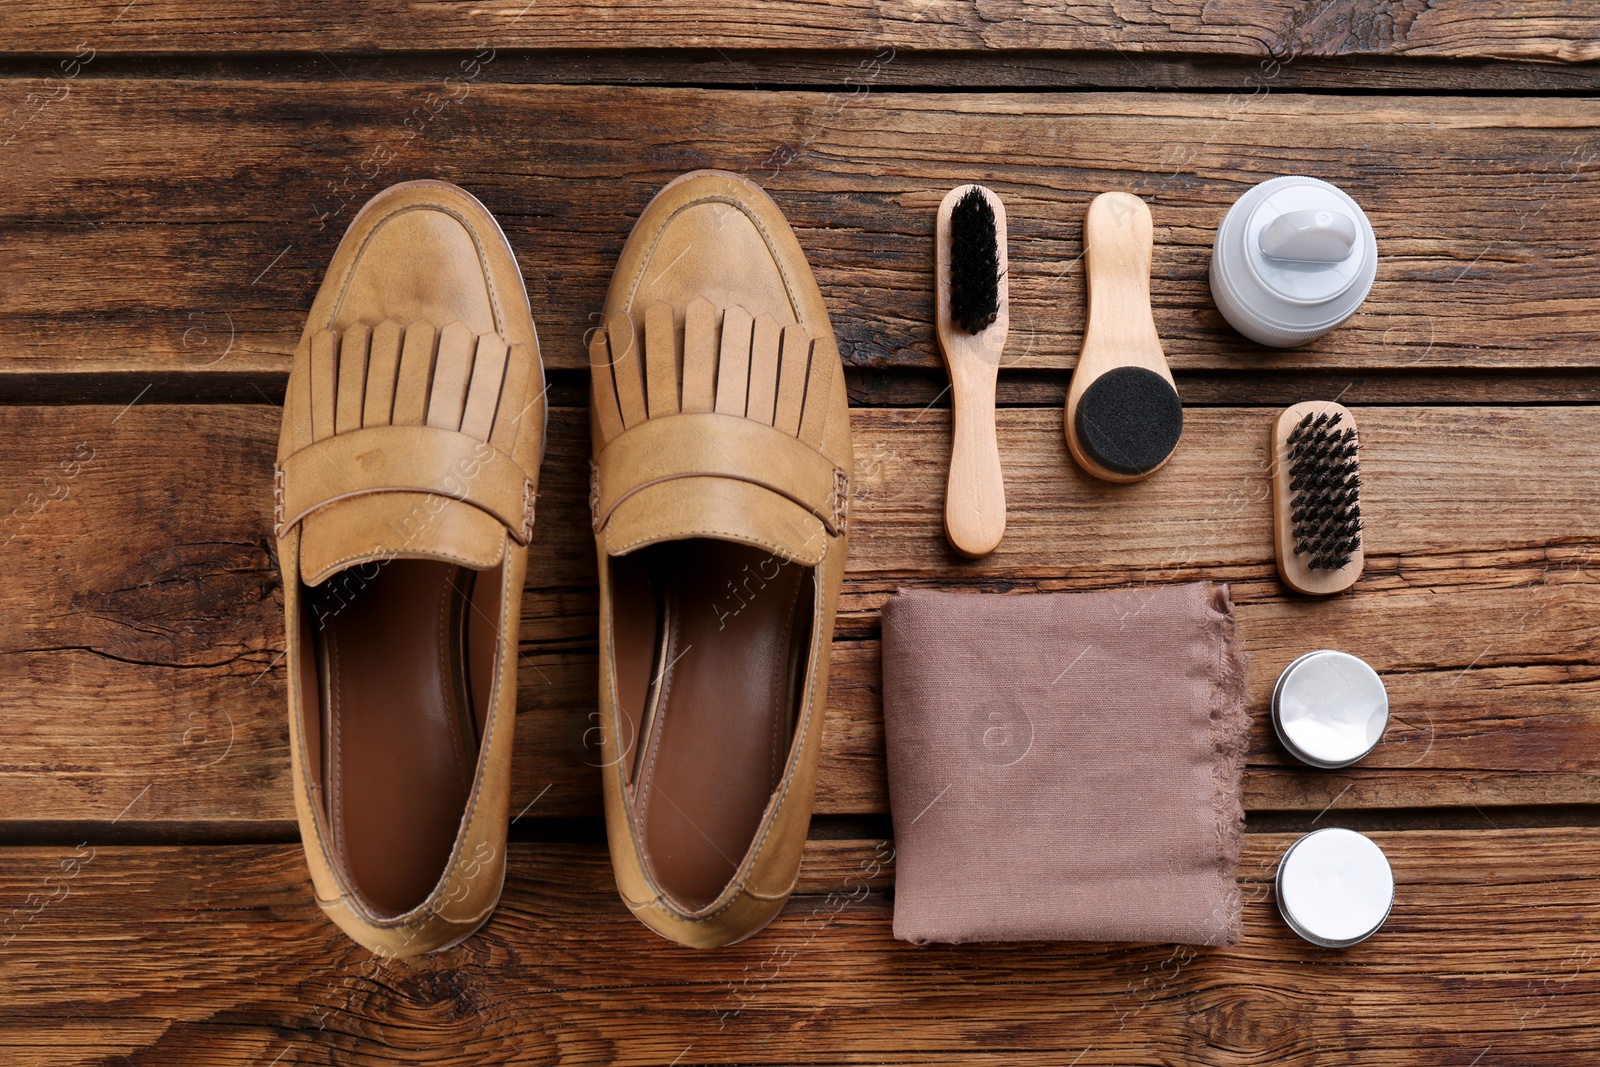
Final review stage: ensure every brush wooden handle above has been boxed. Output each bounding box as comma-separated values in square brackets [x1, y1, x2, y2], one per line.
[935, 184, 1008, 558]
[945, 364, 1004, 558]
[1065, 191, 1177, 483]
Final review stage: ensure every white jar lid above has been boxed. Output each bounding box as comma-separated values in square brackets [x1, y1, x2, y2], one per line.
[1272, 649, 1388, 768]
[1276, 828, 1394, 947]
[1210, 176, 1377, 347]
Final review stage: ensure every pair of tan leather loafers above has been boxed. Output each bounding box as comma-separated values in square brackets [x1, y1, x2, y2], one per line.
[276, 172, 850, 955]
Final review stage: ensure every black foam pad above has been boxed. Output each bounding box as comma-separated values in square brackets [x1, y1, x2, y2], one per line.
[1073, 366, 1183, 477]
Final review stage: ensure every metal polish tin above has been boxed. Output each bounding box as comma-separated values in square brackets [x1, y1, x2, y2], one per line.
[1272, 649, 1388, 769]
[1276, 828, 1394, 948]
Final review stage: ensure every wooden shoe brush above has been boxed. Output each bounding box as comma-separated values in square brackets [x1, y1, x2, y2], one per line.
[935, 184, 1008, 557]
[1065, 192, 1183, 482]
[1271, 400, 1364, 595]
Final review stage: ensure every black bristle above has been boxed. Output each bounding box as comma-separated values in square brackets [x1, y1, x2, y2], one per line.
[948, 187, 1001, 334]
[1287, 409, 1362, 571]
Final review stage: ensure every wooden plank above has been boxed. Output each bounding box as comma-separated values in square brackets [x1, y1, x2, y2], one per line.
[2, 403, 1597, 828]
[2, 1, 1598, 63]
[11, 50, 1600, 93]
[0, 830, 1596, 1064]
[5, 84, 1600, 381]
[0, 403, 284, 829]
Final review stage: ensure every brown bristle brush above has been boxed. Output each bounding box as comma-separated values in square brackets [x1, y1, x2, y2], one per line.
[1271, 400, 1364, 595]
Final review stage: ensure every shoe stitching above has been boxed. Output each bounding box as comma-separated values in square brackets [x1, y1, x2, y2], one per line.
[607, 525, 834, 561]
[588, 460, 602, 532]
[436, 572, 470, 791]
[832, 469, 851, 536]
[595, 469, 846, 540]
[634, 569, 680, 831]
[770, 568, 804, 787]
[272, 467, 287, 538]
[283, 565, 345, 910]
[307, 542, 505, 586]
[621, 192, 804, 330]
[282, 489, 526, 551]
[326, 199, 508, 339]
[327, 622, 344, 858]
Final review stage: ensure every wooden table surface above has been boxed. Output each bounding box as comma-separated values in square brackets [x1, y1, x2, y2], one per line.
[4, 4, 1599, 1064]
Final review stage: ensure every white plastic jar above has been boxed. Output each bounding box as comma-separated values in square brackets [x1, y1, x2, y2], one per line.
[1210, 176, 1377, 347]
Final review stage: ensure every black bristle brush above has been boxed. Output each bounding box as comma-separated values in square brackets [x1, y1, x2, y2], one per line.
[1271, 400, 1364, 595]
[935, 184, 1008, 558]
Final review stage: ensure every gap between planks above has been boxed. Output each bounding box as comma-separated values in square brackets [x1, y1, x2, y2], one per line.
[13, 368, 1600, 408]
[3, 805, 1600, 851]
[3, 50, 1600, 92]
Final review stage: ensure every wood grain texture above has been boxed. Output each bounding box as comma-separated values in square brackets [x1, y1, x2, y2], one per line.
[2, 403, 1596, 829]
[0, 831, 1596, 1064]
[5, 84, 1600, 381]
[1, 11, 1594, 1062]
[3, 1, 1599, 62]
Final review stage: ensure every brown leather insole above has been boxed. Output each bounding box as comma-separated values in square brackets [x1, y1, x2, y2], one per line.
[612, 539, 814, 910]
[307, 559, 496, 917]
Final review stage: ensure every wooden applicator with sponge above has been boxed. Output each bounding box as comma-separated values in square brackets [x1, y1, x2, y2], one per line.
[1065, 192, 1183, 483]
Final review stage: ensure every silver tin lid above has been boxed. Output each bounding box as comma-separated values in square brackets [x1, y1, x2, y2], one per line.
[1272, 649, 1388, 769]
[1276, 827, 1394, 947]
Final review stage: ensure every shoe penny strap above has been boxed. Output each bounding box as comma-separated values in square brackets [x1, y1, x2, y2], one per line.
[593, 411, 848, 545]
[276, 424, 535, 545]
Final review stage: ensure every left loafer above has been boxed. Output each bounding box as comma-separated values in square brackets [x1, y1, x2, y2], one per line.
[274, 180, 545, 956]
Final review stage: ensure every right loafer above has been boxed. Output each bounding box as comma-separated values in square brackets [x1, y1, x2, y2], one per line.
[276, 180, 545, 957]
[589, 170, 853, 948]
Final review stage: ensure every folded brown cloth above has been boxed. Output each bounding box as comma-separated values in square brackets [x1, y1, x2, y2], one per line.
[881, 582, 1248, 946]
